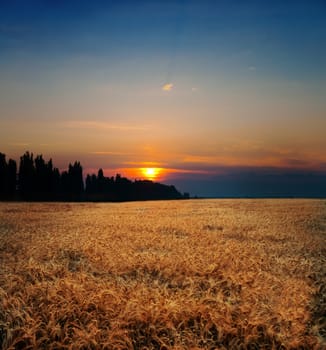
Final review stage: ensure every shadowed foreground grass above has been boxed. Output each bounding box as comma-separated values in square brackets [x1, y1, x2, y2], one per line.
[0, 199, 325, 349]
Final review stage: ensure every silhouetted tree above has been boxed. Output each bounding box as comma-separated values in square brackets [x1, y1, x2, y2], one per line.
[33, 155, 56, 200]
[60, 170, 70, 199]
[7, 159, 17, 199]
[84, 168, 184, 202]
[18, 152, 35, 200]
[52, 167, 61, 200]
[0, 153, 16, 199]
[1, 150, 187, 202]
[0, 153, 8, 199]
[85, 174, 93, 194]
[98, 168, 104, 179]
[35, 155, 47, 199]
[69, 161, 84, 200]
[97, 168, 106, 193]
[133, 180, 182, 201]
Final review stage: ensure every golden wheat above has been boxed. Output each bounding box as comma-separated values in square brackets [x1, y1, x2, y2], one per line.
[0, 199, 325, 349]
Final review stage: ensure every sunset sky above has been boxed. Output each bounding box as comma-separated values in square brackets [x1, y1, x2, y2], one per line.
[1, 0, 325, 197]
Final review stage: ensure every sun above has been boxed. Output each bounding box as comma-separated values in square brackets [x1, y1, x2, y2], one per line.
[141, 167, 160, 180]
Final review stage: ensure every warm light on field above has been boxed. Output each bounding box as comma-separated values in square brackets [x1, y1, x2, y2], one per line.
[0, 200, 325, 349]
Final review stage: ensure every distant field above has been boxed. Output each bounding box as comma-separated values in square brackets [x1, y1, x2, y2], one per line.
[0, 199, 325, 349]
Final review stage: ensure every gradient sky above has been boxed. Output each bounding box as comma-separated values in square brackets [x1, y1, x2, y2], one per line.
[1, 0, 326, 197]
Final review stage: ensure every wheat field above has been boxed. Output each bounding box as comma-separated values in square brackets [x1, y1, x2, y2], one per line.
[0, 199, 325, 349]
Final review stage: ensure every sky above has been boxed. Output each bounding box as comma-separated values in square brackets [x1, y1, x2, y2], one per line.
[0, 0, 326, 197]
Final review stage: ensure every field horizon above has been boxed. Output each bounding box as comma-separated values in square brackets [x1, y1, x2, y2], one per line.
[1, 199, 325, 349]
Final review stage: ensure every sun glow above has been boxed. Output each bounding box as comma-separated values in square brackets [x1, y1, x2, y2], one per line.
[141, 167, 160, 180]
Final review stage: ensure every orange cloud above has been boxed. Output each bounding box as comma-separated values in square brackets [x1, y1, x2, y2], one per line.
[62, 120, 149, 131]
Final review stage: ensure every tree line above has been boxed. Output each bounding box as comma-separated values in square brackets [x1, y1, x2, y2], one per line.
[0, 152, 188, 202]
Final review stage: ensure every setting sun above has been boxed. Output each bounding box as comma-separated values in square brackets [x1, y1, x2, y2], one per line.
[141, 167, 160, 180]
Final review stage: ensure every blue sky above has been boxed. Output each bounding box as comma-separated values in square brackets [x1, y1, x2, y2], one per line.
[1, 0, 326, 196]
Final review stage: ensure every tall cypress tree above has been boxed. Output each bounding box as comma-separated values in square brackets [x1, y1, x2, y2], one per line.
[0, 153, 8, 199]
[18, 152, 35, 200]
[8, 159, 17, 199]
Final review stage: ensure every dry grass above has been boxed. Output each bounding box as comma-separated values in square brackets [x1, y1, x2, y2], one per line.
[0, 199, 325, 349]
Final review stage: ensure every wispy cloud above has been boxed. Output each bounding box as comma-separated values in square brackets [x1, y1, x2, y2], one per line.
[123, 161, 165, 167]
[89, 151, 131, 156]
[8, 142, 30, 147]
[162, 83, 174, 91]
[62, 120, 149, 131]
[182, 155, 218, 164]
